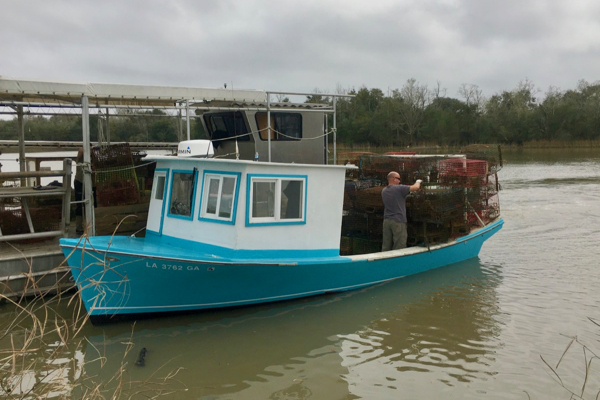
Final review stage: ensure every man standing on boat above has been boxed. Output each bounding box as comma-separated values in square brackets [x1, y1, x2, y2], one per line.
[381, 172, 421, 251]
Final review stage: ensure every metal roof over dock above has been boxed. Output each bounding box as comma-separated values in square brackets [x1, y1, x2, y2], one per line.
[0, 76, 267, 107]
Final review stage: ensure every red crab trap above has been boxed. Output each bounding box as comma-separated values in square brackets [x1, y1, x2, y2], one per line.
[438, 158, 488, 187]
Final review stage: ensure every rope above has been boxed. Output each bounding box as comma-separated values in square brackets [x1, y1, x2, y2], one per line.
[130, 225, 147, 237]
[209, 131, 253, 142]
[466, 200, 486, 227]
[77, 126, 337, 174]
[81, 162, 93, 174]
[212, 152, 240, 159]
[269, 127, 336, 141]
[207, 126, 336, 143]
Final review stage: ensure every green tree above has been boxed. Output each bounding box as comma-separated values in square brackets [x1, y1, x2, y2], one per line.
[484, 80, 538, 145]
[422, 97, 463, 145]
[392, 78, 431, 145]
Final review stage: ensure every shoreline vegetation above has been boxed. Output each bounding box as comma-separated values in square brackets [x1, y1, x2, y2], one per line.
[0, 272, 187, 398]
[1, 140, 599, 156]
[496, 139, 600, 148]
[335, 139, 600, 154]
[2, 79, 600, 149]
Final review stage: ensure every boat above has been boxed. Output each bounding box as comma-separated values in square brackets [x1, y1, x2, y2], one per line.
[59, 97, 504, 323]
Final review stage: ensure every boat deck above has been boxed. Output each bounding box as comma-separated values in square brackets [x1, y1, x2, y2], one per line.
[60, 234, 348, 266]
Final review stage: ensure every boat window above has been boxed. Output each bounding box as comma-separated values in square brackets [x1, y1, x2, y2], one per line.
[203, 112, 250, 149]
[247, 175, 306, 225]
[168, 170, 197, 220]
[280, 179, 303, 219]
[255, 112, 302, 141]
[154, 176, 166, 200]
[252, 180, 276, 218]
[219, 177, 236, 218]
[199, 171, 241, 224]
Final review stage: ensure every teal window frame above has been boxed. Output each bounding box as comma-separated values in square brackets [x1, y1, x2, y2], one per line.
[198, 170, 241, 225]
[167, 169, 198, 221]
[246, 174, 307, 226]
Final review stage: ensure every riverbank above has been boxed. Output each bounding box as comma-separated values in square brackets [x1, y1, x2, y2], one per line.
[502, 139, 600, 148]
[335, 139, 600, 154]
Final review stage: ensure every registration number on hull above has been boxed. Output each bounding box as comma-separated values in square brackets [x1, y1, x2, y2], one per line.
[145, 261, 208, 271]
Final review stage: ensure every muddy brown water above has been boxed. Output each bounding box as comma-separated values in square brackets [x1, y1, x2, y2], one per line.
[1, 148, 599, 399]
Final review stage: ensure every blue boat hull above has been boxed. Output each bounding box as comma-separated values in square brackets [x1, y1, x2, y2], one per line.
[59, 219, 503, 319]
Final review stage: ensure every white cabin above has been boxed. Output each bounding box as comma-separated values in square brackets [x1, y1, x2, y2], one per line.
[145, 154, 349, 258]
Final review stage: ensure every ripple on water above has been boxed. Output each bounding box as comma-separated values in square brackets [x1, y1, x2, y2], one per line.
[337, 278, 504, 398]
[2, 154, 600, 399]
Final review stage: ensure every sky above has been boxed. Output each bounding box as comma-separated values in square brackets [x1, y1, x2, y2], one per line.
[1, 0, 600, 100]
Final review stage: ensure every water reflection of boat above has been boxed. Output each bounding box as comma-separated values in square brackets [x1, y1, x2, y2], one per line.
[81, 258, 500, 399]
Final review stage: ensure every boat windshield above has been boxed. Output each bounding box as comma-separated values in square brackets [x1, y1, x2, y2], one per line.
[203, 112, 250, 149]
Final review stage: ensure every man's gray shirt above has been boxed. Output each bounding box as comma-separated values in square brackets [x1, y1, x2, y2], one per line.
[382, 184, 411, 223]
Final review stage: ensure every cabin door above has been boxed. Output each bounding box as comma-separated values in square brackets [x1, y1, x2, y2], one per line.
[147, 169, 168, 235]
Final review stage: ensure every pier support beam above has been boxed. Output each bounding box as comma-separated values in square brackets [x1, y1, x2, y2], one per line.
[186, 100, 191, 141]
[267, 95, 271, 162]
[81, 95, 96, 236]
[106, 108, 110, 145]
[333, 97, 337, 165]
[17, 106, 26, 173]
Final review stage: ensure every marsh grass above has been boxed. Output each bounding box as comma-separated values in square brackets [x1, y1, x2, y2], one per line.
[0, 239, 187, 399]
[536, 318, 600, 400]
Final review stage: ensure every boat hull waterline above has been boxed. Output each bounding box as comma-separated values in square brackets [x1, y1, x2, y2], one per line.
[59, 219, 503, 318]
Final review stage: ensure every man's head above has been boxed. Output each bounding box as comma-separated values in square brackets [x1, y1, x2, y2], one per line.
[387, 171, 401, 185]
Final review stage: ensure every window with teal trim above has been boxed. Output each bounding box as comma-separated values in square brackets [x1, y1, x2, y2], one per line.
[249, 176, 305, 224]
[155, 176, 166, 200]
[200, 172, 239, 223]
[169, 171, 196, 218]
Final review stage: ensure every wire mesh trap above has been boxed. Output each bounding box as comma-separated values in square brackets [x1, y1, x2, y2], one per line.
[341, 152, 502, 255]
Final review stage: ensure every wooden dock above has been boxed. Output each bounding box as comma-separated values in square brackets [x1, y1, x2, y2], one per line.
[0, 238, 73, 299]
[0, 156, 149, 299]
[0, 160, 73, 298]
[0, 205, 149, 300]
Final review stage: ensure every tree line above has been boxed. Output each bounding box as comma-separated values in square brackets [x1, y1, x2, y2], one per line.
[332, 79, 600, 146]
[0, 108, 189, 144]
[1, 79, 599, 147]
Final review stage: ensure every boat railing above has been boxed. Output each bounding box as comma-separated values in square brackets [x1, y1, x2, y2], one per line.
[0, 159, 72, 242]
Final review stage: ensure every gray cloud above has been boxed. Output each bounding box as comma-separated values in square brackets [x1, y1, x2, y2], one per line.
[1, 0, 599, 98]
